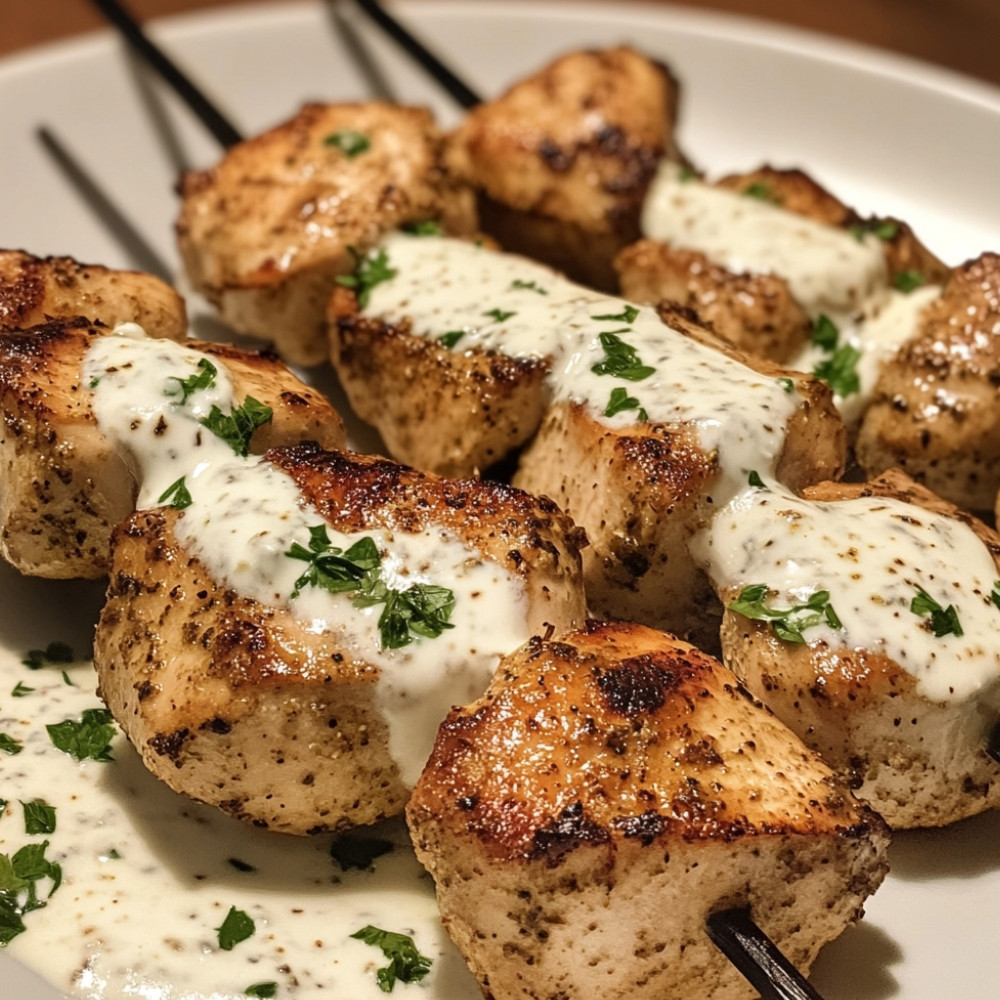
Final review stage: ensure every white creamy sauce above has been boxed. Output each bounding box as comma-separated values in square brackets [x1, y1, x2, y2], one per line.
[368, 232, 800, 494]
[692, 479, 1000, 703]
[83, 325, 530, 787]
[1, 653, 478, 999]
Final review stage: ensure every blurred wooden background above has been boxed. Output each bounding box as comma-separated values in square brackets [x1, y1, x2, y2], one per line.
[5, 0, 1000, 89]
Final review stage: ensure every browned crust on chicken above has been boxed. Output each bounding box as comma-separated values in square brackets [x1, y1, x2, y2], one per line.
[95, 444, 587, 834]
[0, 320, 345, 579]
[722, 468, 1000, 828]
[448, 47, 683, 291]
[514, 305, 846, 650]
[327, 285, 549, 475]
[614, 238, 812, 363]
[176, 102, 477, 365]
[856, 253, 1000, 511]
[408, 621, 889, 1000]
[0, 250, 188, 340]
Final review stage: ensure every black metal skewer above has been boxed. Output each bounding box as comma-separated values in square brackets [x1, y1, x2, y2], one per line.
[86, 0, 243, 148]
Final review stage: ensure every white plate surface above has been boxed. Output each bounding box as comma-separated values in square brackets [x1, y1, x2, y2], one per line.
[2, 2, 1000, 998]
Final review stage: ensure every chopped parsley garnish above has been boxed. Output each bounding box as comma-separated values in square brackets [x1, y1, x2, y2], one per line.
[777, 377, 795, 394]
[591, 305, 639, 324]
[336, 247, 398, 308]
[742, 181, 779, 203]
[61, 671, 75, 687]
[748, 471, 765, 488]
[228, 857, 256, 873]
[678, 165, 698, 182]
[0, 734, 23, 756]
[216, 906, 255, 951]
[351, 925, 433, 992]
[401, 220, 442, 236]
[437, 331, 465, 349]
[323, 129, 371, 158]
[158, 477, 193, 510]
[0, 840, 63, 945]
[604, 387, 648, 423]
[812, 344, 861, 398]
[810, 314, 840, 352]
[991, 580, 1000, 612]
[591, 332, 655, 382]
[287, 527, 455, 650]
[165, 358, 217, 403]
[46, 708, 116, 762]
[511, 279, 548, 295]
[103, 849, 122, 860]
[728, 584, 843, 644]
[893, 270, 925, 293]
[245, 985, 278, 999]
[483, 308, 516, 323]
[88, 376, 101, 389]
[21, 800, 56, 836]
[201, 397, 273, 457]
[330, 834, 394, 872]
[11, 682, 33, 698]
[22, 642, 74, 670]
[849, 218, 899, 242]
[0, 801, 6, 819]
[910, 586, 963, 637]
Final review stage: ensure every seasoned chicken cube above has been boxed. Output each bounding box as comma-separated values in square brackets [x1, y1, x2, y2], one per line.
[856, 253, 1000, 512]
[0, 319, 345, 578]
[0, 249, 188, 340]
[448, 47, 684, 291]
[407, 621, 890, 1000]
[708, 468, 1000, 828]
[95, 444, 587, 834]
[176, 102, 476, 365]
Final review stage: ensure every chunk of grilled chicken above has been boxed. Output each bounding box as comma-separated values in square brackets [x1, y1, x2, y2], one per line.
[615, 239, 812, 363]
[0, 318, 345, 578]
[447, 47, 684, 292]
[407, 621, 889, 1000]
[176, 102, 477, 365]
[95, 445, 587, 834]
[720, 469, 1000, 828]
[514, 305, 846, 652]
[0, 249, 187, 340]
[327, 283, 549, 477]
[856, 253, 1000, 512]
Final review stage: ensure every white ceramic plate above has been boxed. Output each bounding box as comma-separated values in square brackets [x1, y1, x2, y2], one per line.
[2, 3, 1000, 998]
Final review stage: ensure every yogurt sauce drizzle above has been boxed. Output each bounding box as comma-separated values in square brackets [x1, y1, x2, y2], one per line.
[82, 324, 531, 786]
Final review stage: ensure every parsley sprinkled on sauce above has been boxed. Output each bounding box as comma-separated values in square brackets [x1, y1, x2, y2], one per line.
[245, 984, 278, 998]
[991, 581, 1000, 612]
[810, 314, 840, 352]
[777, 377, 795, 394]
[0, 840, 63, 945]
[22, 642, 74, 670]
[46, 708, 116, 762]
[483, 308, 516, 323]
[742, 181, 779, 204]
[604, 387, 648, 423]
[0, 734, 23, 756]
[591, 305, 639, 324]
[812, 345, 861, 398]
[729, 584, 843, 644]
[893, 269, 925, 293]
[0, 801, 6, 819]
[323, 129, 371, 158]
[165, 358, 217, 403]
[591, 332, 655, 382]
[330, 834, 394, 872]
[286, 527, 456, 650]
[158, 477, 193, 510]
[748, 471, 765, 488]
[21, 800, 56, 836]
[401, 220, 442, 236]
[228, 857, 256, 873]
[678, 165, 698, 182]
[511, 279, 548, 294]
[437, 331, 465, 349]
[351, 925, 432, 992]
[849, 218, 899, 243]
[201, 397, 273, 457]
[216, 906, 255, 950]
[336, 247, 398, 308]
[11, 682, 33, 698]
[910, 587, 963, 637]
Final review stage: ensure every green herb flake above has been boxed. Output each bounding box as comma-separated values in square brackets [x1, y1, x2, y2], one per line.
[910, 586, 963, 638]
[245, 985, 278, 999]
[777, 377, 795, 394]
[351, 925, 433, 992]
[511, 279, 548, 295]
[0, 734, 23, 756]
[812, 344, 861, 399]
[158, 476, 193, 510]
[88, 376, 101, 390]
[849, 218, 899, 243]
[401, 220, 441, 236]
[228, 857, 256, 873]
[336, 247, 398, 309]
[11, 682, 34, 698]
[201, 397, 273, 458]
[893, 270, 925, 293]
[45, 708, 116, 762]
[437, 331, 465, 349]
[748, 471, 765, 488]
[678, 165, 698, 182]
[591, 305, 639, 324]
[990, 581, 1000, 612]
[742, 181, 778, 204]
[591, 332, 656, 382]
[21, 800, 56, 836]
[728, 584, 843, 644]
[323, 129, 371, 158]
[22, 642, 74, 670]
[0, 840, 63, 944]
[604, 386, 648, 423]
[810, 314, 840, 352]
[330, 835, 394, 872]
[165, 358, 217, 404]
[61, 671, 75, 687]
[483, 308, 516, 323]
[216, 906, 255, 951]
[102, 849, 122, 861]
[0, 801, 6, 819]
